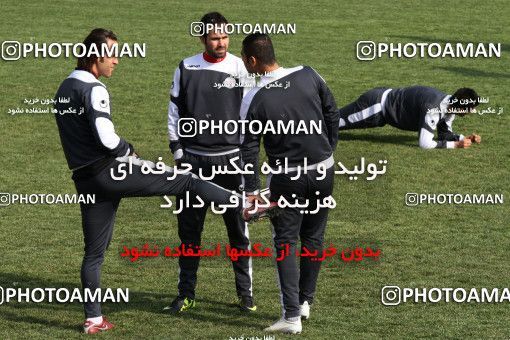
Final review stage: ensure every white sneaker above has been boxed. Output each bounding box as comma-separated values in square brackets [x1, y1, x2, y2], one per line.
[264, 317, 302, 334]
[300, 301, 310, 320]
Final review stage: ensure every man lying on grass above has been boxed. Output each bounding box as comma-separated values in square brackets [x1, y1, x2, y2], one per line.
[338, 86, 481, 149]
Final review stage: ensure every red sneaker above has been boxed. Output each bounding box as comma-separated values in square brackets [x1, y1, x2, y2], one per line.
[83, 316, 114, 334]
[242, 201, 280, 222]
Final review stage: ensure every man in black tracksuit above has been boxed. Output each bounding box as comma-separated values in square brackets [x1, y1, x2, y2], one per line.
[54, 28, 250, 334]
[166, 12, 256, 312]
[338, 86, 481, 149]
[240, 33, 339, 334]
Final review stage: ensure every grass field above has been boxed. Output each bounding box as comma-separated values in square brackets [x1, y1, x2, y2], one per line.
[0, 0, 509, 338]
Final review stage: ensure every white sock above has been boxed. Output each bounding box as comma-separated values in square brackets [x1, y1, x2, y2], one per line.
[86, 316, 103, 325]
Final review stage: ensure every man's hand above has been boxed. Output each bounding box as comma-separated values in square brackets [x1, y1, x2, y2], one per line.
[455, 139, 472, 148]
[467, 134, 481, 144]
[246, 194, 263, 204]
[241, 194, 280, 222]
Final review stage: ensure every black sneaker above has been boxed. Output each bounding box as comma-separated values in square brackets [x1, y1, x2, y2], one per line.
[239, 296, 257, 312]
[163, 296, 195, 313]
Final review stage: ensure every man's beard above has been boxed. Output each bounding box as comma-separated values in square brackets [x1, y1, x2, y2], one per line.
[208, 48, 226, 58]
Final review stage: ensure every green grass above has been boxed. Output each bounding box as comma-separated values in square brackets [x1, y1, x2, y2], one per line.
[0, 0, 509, 338]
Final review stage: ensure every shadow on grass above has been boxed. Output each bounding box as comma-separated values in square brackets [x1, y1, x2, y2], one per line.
[339, 131, 417, 146]
[0, 272, 275, 331]
[153, 296, 275, 328]
[435, 66, 510, 79]
[0, 310, 81, 332]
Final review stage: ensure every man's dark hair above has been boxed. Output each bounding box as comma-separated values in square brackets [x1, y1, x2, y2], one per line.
[450, 87, 480, 109]
[77, 28, 117, 71]
[200, 12, 228, 37]
[242, 33, 276, 65]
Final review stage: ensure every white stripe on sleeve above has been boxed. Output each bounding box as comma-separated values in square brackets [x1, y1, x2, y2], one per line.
[95, 117, 121, 150]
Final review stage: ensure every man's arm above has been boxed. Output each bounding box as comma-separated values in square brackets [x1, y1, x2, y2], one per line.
[313, 68, 339, 150]
[437, 114, 464, 142]
[439, 114, 482, 144]
[419, 127, 471, 149]
[168, 65, 184, 161]
[419, 112, 470, 149]
[240, 99, 262, 194]
[86, 85, 133, 157]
